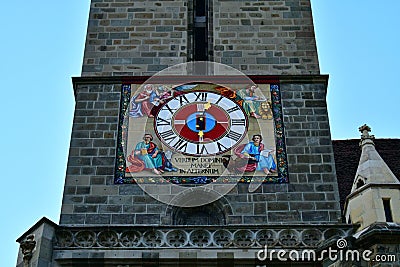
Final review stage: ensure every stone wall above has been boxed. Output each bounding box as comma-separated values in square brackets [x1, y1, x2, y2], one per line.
[60, 76, 341, 225]
[213, 0, 320, 74]
[82, 0, 188, 76]
[82, 0, 319, 76]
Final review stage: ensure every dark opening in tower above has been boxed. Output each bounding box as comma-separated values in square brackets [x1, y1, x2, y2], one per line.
[193, 0, 209, 61]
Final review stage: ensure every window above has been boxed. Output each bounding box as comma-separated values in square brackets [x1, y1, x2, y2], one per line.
[193, 0, 208, 61]
[382, 198, 393, 222]
[355, 177, 365, 189]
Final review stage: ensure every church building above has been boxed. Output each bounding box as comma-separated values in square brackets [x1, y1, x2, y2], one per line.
[16, 0, 400, 266]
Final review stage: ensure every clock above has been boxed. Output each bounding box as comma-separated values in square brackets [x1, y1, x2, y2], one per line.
[154, 91, 248, 156]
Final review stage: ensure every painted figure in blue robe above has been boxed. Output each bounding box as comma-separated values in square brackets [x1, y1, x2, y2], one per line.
[129, 85, 159, 118]
[236, 134, 277, 175]
[133, 133, 177, 175]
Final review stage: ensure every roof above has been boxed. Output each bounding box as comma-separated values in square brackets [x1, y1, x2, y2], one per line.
[16, 217, 57, 243]
[332, 138, 400, 211]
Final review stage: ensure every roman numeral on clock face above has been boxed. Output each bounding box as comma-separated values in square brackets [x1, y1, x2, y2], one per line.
[197, 144, 209, 155]
[226, 130, 242, 142]
[231, 119, 246, 126]
[161, 103, 178, 115]
[156, 117, 171, 126]
[216, 141, 228, 153]
[194, 92, 208, 102]
[179, 94, 190, 106]
[172, 139, 188, 152]
[214, 95, 223, 105]
[226, 105, 240, 113]
[159, 129, 177, 144]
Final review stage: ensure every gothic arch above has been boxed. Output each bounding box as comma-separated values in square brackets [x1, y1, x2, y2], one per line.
[164, 191, 232, 226]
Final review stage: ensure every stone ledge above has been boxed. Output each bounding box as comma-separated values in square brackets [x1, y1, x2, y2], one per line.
[55, 224, 353, 250]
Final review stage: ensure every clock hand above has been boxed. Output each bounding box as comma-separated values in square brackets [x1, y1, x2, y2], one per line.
[203, 101, 211, 111]
[198, 130, 204, 142]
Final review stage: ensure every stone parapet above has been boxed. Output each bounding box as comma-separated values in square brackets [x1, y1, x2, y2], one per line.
[54, 224, 352, 250]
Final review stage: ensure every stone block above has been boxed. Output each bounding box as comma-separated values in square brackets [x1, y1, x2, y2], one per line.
[109, 33, 129, 39]
[91, 185, 118, 195]
[303, 193, 326, 201]
[85, 196, 108, 204]
[135, 214, 160, 224]
[268, 211, 300, 222]
[85, 214, 111, 224]
[60, 214, 85, 224]
[288, 184, 314, 192]
[267, 202, 289, 211]
[316, 202, 337, 210]
[96, 167, 114, 175]
[254, 202, 266, 215]
[74, 205, 98, 213]
[232, 203, 253, 214]
[76, 186, 91, 195]
[243, 216, 268, 224]
[123, 205, 146, 213]
[290, 202, 314, 210]
[98, 205, 122, 213]
[276, 192, 302, 201]
[92, 157, 115, 165]
[80, 148, 98, 156]
[252, 193, 277, 202]
[119, 184, 144, 195]
[222, 51, 242, 57]
[90, 176, 106, 184]
[108, 195, 132, 205]
[302, 211, 329, 221]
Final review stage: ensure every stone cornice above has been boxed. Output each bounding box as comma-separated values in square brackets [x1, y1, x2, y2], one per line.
[54, 224, 352, 250]
[71, 74, 329, 94]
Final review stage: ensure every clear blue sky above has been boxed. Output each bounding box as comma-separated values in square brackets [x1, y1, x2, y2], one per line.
[1, 1, 399, 266]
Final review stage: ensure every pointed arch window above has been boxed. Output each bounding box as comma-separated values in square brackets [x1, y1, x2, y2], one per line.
[382, 198, 393, 222]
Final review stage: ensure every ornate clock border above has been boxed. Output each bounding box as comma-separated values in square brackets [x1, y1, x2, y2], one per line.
[114, 76, 288, 185]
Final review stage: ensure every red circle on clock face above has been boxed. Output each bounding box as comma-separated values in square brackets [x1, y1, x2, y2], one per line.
[154, 90, 248, 156]
[173, 103, 230, 143]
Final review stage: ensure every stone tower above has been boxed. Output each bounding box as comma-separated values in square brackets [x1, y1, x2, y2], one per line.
[339, 125, 400, 267]
[16, 1, 354, 266]
[345, 125, 400, 230]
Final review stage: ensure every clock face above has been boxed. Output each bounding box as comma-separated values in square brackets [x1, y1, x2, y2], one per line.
[155, 91, 248, 156]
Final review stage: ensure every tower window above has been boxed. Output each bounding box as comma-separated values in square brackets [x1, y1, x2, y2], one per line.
[382, 199, 393, 222]
[355, 178, 365, 189]
[193, 0, 208, 61]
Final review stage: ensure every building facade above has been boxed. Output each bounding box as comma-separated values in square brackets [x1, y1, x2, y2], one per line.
[16, 1, 399, 266]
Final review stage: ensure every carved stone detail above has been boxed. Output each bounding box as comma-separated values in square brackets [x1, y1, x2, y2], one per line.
[256, 229, 278, 246]
[323, 228, 345, 240]
[213, 229, 233, 247]
[74, 231, 96, 248]
[278, 229, 300, 247]
[20, 234, 36, 265]
[54, 226, 350, 249]
[234, 230, 254, 247]
[98, 230, 118, 247]
[120, 231, 141, 247]
[56, 231, 73, 248]
[166, 230, 188, 248]
[189, 229, 212, 247]
[301, 229, 322, 247]
[143, 230, 164, 247]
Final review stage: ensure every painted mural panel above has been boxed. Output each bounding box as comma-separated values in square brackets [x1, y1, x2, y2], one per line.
[115, 80, 287, 184]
